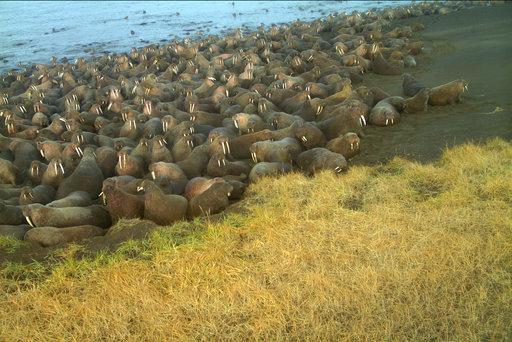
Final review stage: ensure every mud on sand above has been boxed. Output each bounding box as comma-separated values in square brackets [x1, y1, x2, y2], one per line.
[352, 4, 512, 165]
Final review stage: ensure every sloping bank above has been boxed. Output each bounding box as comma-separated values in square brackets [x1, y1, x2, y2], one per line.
[1, 138, 511, 340]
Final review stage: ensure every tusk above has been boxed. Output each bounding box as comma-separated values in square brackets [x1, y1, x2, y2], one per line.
[40, 149, 45, 158]
[226, 141, 231, 154]
[385, 119, 389, 126]
[222, 141, 226, 155]
[151, 171, 156, 179]
[361, 115, 367, 126]
[59, 163, 65, 175]
[25, 215, 35, 228]
[350, 142, 354, 150]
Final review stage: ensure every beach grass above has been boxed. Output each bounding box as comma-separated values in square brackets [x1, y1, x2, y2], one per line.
[0, 138, 510, 340]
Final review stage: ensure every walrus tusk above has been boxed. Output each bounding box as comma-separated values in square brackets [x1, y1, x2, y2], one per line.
[350, 142, 354, 150]
[151, 171, 156, 179]
[360, 115, 367, 126]
[40, 149, 45, 158]
[233, 119, 239, 129]
[217, 159, 221, 167]
[464, 84, 468, 92]
[226, 141, 231, 154]
[222, 158, 226, 166]
[301, 136, 308, 142]
[59, 163, 65, 175]
[137, 186, 144, 192]
[25, 215, 35, 228]
[385, 119, 389, 126]
[221, 141, 226, 155]
[251, 152, 258, 163]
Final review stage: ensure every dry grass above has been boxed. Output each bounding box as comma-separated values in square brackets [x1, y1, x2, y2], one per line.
[1, 139, 511, 341]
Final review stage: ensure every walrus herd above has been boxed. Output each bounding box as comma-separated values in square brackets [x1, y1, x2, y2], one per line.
[0, 1, 482, 247]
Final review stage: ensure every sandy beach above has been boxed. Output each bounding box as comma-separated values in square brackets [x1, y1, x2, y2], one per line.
[352, 4, 512, 165]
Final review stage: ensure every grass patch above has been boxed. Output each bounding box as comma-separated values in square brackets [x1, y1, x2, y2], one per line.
[0, 236, 27, 254]
[0, 139, 511, 340]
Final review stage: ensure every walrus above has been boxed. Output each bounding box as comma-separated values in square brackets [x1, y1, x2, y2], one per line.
[22, 204, 111, 229]
[0, 224, 30, 240]
[228, 129, 273, 160]
[402, 73, 426, 97]
[316, 112, 363, 140]
[102, 182, 144, 222]
[19, 185, 56, 205]
[148, 162, 189, 195]
[249, 137, 302, 164]
[41, 158, 66, 188]
[296, 148, 348, 176]
[0, 158, 19, 185]
[403, 88, 429, 113]
[248, 162, 294, 183]
[371, 52, 402, 75]
[206, 153, 251, 178]
[46, 191, 92, 208]
[325, 132, 361, 159]
[140, 180, 188, 225]
[56, 147, 104, 199]
[24, 225, 106, 247]
[188, 180, 233, 218]
[0, 202, 25, 225]
[184, 177, 223, 201]
[369, 97, 404, 126]
[428, 80, 467, 106]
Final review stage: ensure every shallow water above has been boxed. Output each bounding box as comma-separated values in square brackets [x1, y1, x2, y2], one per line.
[0, 1, 407, 73]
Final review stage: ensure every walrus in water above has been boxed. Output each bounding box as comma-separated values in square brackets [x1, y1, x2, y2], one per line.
[24, 225, 105, 247]
[22, 204, 111, 228]
[297, 148, 348, 176]
[428, 80, 467, 106]
[140, 180, 188, 225]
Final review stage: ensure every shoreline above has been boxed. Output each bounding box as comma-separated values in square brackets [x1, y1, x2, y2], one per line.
[351, 2, 512, 165]
[0, 0, 410, 74]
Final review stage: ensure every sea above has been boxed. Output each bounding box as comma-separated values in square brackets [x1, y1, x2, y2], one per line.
[0, 1, 408, 73]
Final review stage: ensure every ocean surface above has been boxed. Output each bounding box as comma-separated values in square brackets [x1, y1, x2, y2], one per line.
[0, 1, 408, 74]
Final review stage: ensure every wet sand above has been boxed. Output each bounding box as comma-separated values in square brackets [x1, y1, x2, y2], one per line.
[352, 4, 512, 165]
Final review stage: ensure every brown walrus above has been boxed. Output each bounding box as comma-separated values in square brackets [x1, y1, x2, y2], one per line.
[141, 180, 188, 225]
[428, 80, 467, 106]
[22, 204, 111, 229]
[24, 225, 106, 247]
[326, 132, 361, 159]
[297, 148, 348, 176]
[371, 52, 402, 75]
[102, 182, 144, 222]
[188, 180, 233, 218]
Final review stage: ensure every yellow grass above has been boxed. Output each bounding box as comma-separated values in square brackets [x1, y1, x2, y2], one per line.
[1, 138, 511, 340]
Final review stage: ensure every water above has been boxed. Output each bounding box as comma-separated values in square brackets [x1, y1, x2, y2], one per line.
[0, 1, 407, 73]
